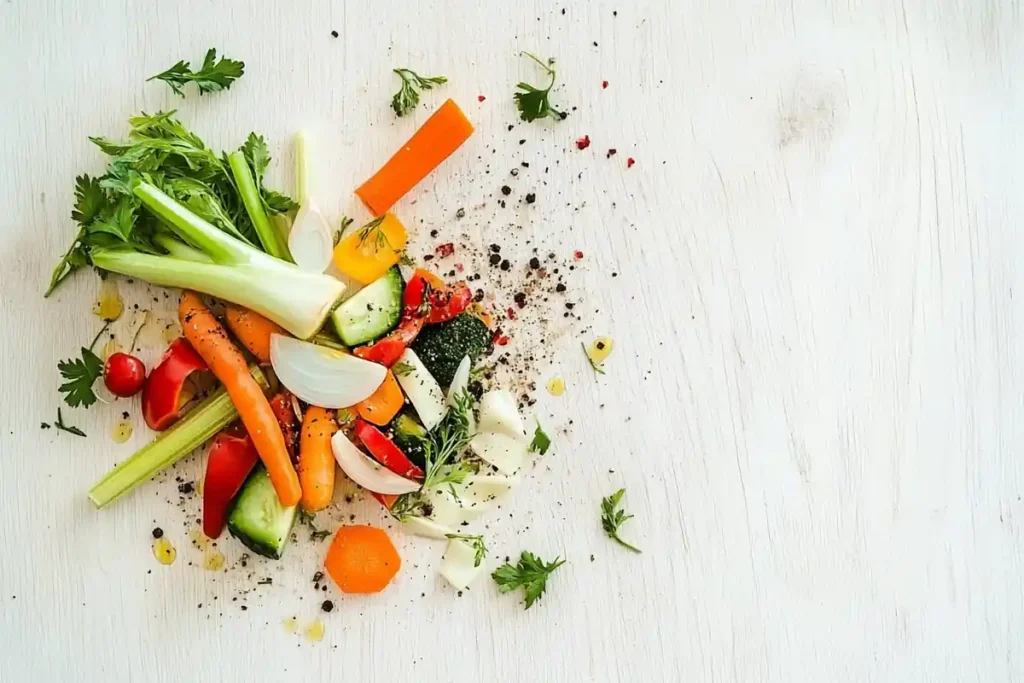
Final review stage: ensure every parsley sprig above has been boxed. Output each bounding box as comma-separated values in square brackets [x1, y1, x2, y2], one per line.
[148, 49, 245, 97]
[446, 533, 488, 567]
[528, 422, 551, 455]
[492, 551, 565, 609]
[514, 53, 565, 123]
[298, 509, 331, 542]
[601, 488, 642, 553]
[391, 68, 448, 117]
[57, 323, 109, 409]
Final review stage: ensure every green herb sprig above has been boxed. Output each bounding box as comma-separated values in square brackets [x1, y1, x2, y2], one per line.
[391, 68, 448, 117]
[446, 533, 488, 567]
[514, 53, 565, 123]
[148, 49, 245, 97]
[601, 488, 641, 553]
[492, 551, 565, 609]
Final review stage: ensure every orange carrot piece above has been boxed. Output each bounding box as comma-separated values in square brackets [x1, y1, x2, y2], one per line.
[356, 99, 474, 215]
[224, 305, 286, 364]
[355, 370, 404, 426]
[178, 292, 301, 506]
[299, 406, 337, 512]
[324, 525, 402, 594]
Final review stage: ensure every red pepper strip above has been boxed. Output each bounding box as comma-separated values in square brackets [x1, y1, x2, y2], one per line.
[142, 337, 208, 431]
[371, 492, 398, 510]
[353, 316, 425, 367]
[426, 281, 472, 323]
[268, 390, 300, 463]
[202, 427, 260, 538]
[355, 418, 425, 480]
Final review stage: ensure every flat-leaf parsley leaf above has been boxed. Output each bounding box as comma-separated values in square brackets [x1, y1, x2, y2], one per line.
[391, 68, 448, 117]
[514, 53, 565, 123]
[492, 551, 565, 609]
[601, 488, 642, 553]
[148, 49, 245, 97]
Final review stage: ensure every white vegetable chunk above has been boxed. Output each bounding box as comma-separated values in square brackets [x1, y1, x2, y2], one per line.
[330, 431, 421, 495]
[477, 390, 527, 441]
[470, 432, 530, 475]
[270, 334, 384, 408]
[401, 516, 456, 539]
[440, 538, 487, 590]
[394, 348, 446, 430]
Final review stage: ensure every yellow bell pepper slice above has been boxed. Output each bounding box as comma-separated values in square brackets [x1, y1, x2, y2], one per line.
[332, 214, 408, 284]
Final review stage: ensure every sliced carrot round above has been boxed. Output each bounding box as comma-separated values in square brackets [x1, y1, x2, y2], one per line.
[324, 525, 402, 594]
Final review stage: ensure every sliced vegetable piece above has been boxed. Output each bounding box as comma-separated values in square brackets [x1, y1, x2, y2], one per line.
[89, 366, 268, 508]
[423, 486, 491, 526]
[469, 431, 530, 475]
[458, 474, 519, 506]
[331, 267, 404, 346]
[270, 334, 386, 409]
[440, 538, 487, 590]
[426, 280, 472, 324]
[227, 151, 290, 260]
[355, 370, 405, 426]
[410, 312, 490, 387]
[356, 99, 474, 216]
[445, 356, 475, 434]
[353, 316, 424, 367]
[227, 465, 298, 559]
[401, 515, 456, 539]
[325, 525, 402, 593]
[477, 390, 528, 441]
[202, 427, 259, 538]
[330, 430, 421, 495]
[142, 337, 208, 431]
[224, 305, 286, 364]
[268, 390, 299, 458]
[299, 406, 338, 512]
[288, 133, 333, 272]
[180, 292, 300, 506]
[390, 410, 427, 468]
[355, 419, 425, 479]
[332, 214, 408, 285]
[393, 348, 446, 430]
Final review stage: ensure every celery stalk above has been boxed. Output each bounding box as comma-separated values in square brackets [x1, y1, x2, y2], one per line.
[154, 233, 213, 263]
[227, 151, 291, 261]
[88, 367, 268, 509]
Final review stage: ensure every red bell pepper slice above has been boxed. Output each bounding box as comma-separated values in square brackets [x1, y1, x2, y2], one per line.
[202, 426, 260, 538]
[354, 418, 425, 480]
[142, 337, 208, 431]
[404, 269, 444, 315]
[353, 316, 425, 367]
[371, 492, 399, 510]
[426, 281, 472, 323]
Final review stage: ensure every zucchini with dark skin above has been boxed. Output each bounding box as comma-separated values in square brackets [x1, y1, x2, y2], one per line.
[390, 410, 428, 469]
[410, 313, 490, 387]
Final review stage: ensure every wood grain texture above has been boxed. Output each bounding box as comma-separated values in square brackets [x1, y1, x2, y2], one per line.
[1, 0, 1022, 681]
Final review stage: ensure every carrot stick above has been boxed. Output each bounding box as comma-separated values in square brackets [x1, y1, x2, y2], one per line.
[356, 99, 474, 215]
[324, 525, 401, 593]
[299, 406, 337, 512]
[224, 304, 286, 364]
[355, 370, 404, 426]
[178, 292, 301, 506]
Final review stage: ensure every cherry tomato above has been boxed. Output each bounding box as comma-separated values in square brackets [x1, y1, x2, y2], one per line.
[103, 352, 146, 397]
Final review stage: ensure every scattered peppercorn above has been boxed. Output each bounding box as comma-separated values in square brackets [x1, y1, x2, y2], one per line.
[499, 259, 511, 271]
[507, 307, 516, 320]
[152, 527, 164, 538]
[331, 30, 338, 37]
[627, 157, 636, 168]
[529, 257, 541, 269]
[477, 95, 486, 102]
[435, 243, 455, 258]
[574, 250, 584, 259]
[430, 229, 438, 238]
[602, 80, 609, 89]
[456, 208, 466, 219]
[519, 139, 526, 145]
[473, 288, 485, 302]
[555, 283, 567, 293]
[489, 244, 501, 253]
[178, 481, 194, 494]
[522, 161, 530, 168]
[510, 168, 519, 177]
[322, 600, 334, 613]
[514, 292, 528, 308]
[501, 185, 512, 196]
[489, 253, 502, 266]
[525, 193, 536, 204]
[607, 149, 617, 158]
[576, 135, 591, 150]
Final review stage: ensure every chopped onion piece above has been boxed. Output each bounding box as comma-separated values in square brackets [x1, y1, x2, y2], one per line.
[458, 474, 519, 505]
[394, 348, 446, 430]
[469, 432, 530, 475]
[440, 538, 487, 590]
[401, 516, 456, 539]
[477, 390, 527, 441]
[288, 202, 333, 273]
[271, 334, 385, 408]
[330, 430, 421, 494]
[424, 486, 491, 527]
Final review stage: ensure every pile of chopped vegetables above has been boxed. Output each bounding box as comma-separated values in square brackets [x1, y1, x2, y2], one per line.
[49, 49, 638, 611]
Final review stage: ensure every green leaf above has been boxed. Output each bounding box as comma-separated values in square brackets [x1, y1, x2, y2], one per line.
[391, 68, 448, 117]
[600, 488, 642, 553]
[491, 551, 565, 609]
[71, 175, 108, 226]
[58, 347, 103, 408]
[514, 53, 564, 123]
[529, 421, 551, 455]
[147, 49, 244, 97]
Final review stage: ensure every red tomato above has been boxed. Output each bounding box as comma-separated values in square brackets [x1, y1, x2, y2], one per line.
[103, 353, 146, 397]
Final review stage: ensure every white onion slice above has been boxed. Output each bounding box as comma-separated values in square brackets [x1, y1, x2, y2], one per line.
[394, 348, 446, 430]
[445, 355, 475, 434]
[330, 430, 421, 495]
[288, 202, 333, 273]
[271, 334, 385, 408]
[401, 516, 456, 539]
[477, 390, 527, 442]
[470, 432, 530, 475]
[458, 474, 519, 505]
[440, 538, 487, 590]
[424, 486, 492, 527]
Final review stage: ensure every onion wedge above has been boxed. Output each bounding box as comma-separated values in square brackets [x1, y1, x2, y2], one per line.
[477, 390, 527, 441]
[394, 348, 446, 430]
[330, 430, 421, 495]
[440, 538, 487, 590]
[270, 334, 385, 408]
[401, 516, 456, 539]
[469, 432, 529, 475]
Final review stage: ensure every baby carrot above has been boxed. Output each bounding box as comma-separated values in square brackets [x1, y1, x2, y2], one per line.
[299, 406, 337, 512]
[224, 304, 286, 364]
[324, 525, 402, 593]
[355, 370, 404, 426]
[356, 99, 474, 215]
[178, 292, 301, 506]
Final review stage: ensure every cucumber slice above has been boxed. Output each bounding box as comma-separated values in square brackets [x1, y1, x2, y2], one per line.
[226, 466, 298, 559]
[331, 267, 403, 346]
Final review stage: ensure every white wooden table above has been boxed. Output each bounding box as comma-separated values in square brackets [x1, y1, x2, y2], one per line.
[1, 1, 1021, 681]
